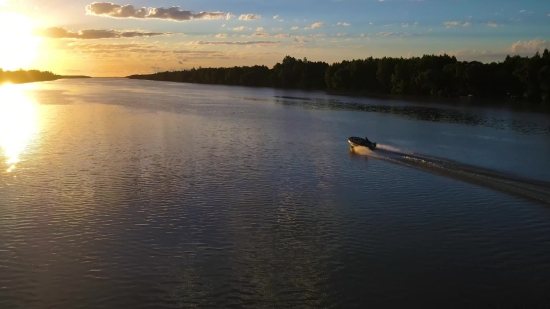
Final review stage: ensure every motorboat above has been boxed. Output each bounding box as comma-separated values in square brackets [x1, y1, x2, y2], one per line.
[348, 136, 377, 150]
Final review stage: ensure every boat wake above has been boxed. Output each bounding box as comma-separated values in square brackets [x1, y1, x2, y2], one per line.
[353, 144, 550, 204]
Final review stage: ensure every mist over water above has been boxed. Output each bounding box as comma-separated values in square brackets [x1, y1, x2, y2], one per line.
[1, 79, 550, 308]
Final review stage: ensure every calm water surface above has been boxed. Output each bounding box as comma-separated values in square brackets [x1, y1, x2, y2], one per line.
[1, 79, 550, 308]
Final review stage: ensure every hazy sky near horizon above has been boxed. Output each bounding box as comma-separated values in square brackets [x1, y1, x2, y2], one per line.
[0, 0, 549, 76]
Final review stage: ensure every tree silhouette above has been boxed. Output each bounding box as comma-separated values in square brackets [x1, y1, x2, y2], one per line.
[128, 49, 550, 108]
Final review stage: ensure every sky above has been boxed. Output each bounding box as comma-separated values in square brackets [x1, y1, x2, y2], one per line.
[0, 0, 549, 76]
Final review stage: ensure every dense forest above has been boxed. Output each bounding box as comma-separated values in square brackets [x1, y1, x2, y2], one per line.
[0, 69, 91, 84]
[128, 49, 550, 106]
[0, 69, 61, 84]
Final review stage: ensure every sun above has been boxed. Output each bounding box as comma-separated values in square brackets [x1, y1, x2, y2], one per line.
[0, 11, 40, 71]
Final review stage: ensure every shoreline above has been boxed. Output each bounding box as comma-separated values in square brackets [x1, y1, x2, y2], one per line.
[125, 78, 550, 115]
[0, 69, 90, 86]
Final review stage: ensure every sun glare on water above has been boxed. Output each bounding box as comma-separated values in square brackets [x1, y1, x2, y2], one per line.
[0, 83, 39, 172]
[0, 11, 40, 71]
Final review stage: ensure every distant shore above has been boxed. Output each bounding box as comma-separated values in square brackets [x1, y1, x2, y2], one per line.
[0, 69, 90, 85]
[128, 50, 550, 112]
[126, 76, 550, 114]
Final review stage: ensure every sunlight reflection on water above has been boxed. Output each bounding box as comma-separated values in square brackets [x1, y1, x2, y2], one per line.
[0, 83, 39, 172]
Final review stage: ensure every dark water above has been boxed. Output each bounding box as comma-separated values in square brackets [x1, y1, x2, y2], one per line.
[1, 79, 550, 308]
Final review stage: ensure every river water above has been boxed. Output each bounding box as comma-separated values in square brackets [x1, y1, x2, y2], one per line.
[1, 79, 550, 308]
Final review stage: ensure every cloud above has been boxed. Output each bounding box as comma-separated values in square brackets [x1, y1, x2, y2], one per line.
[509, 38, 550, 53]
[444, 21, 470, 28]
[225, 13, 234, 20]
[34, 27, 167, 39]
[374, 32, 394, 37]
[86, 2, 228, 21]
[272, 33, 315, 41]
[444, 21, 460, 26]
[273, 15, 279, 19]
[440, 49, 503, 61]
[57, 42, 171, 55]
[232, 26, 246, 31]
[256, 27, 264, 31]
[369, 32, 413, 38]
[291, 26, 300, 30]
[486, 22, 500, 27]
[238, 14, 261, 20]
[215, 33, 227, 38]
[252, 32, 270, 37]
[441, 38, 550, 62]
[58, 41, 260, 60]
[192, 40, 281, 45]
[336, 22, 350, 26]
[305, 22, 325, 30]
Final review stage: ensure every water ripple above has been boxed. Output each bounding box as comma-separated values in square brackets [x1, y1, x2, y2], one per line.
[0, 79, 549, 308]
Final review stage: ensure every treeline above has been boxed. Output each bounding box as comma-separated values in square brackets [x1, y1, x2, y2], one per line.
[128, 49, 550, 105]
[0, 69, 60, 84]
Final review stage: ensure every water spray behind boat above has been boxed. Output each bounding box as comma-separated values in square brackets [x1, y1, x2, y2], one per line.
[348, 139, 550, 204]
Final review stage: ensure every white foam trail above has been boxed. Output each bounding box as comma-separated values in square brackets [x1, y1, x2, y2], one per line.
[351, 142, 550, 204]
[376, 144, 415, 155]
[376, 144, 403, 152]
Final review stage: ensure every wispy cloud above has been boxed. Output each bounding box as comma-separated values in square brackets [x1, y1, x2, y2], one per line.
[34, 27, 168, 39]
[305, 22, 326, 30]
[252, 32, 270, 37]
[215, 33, 227, 38]
[444, 21, 470, 28]
[441, 38, 550, 61]
[293, 38, 309, 44]
[486, 22, 500, 27]
[509, 38, 550, 53]
[336, 22, 350, 26]
[191, 40, 281, 46]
